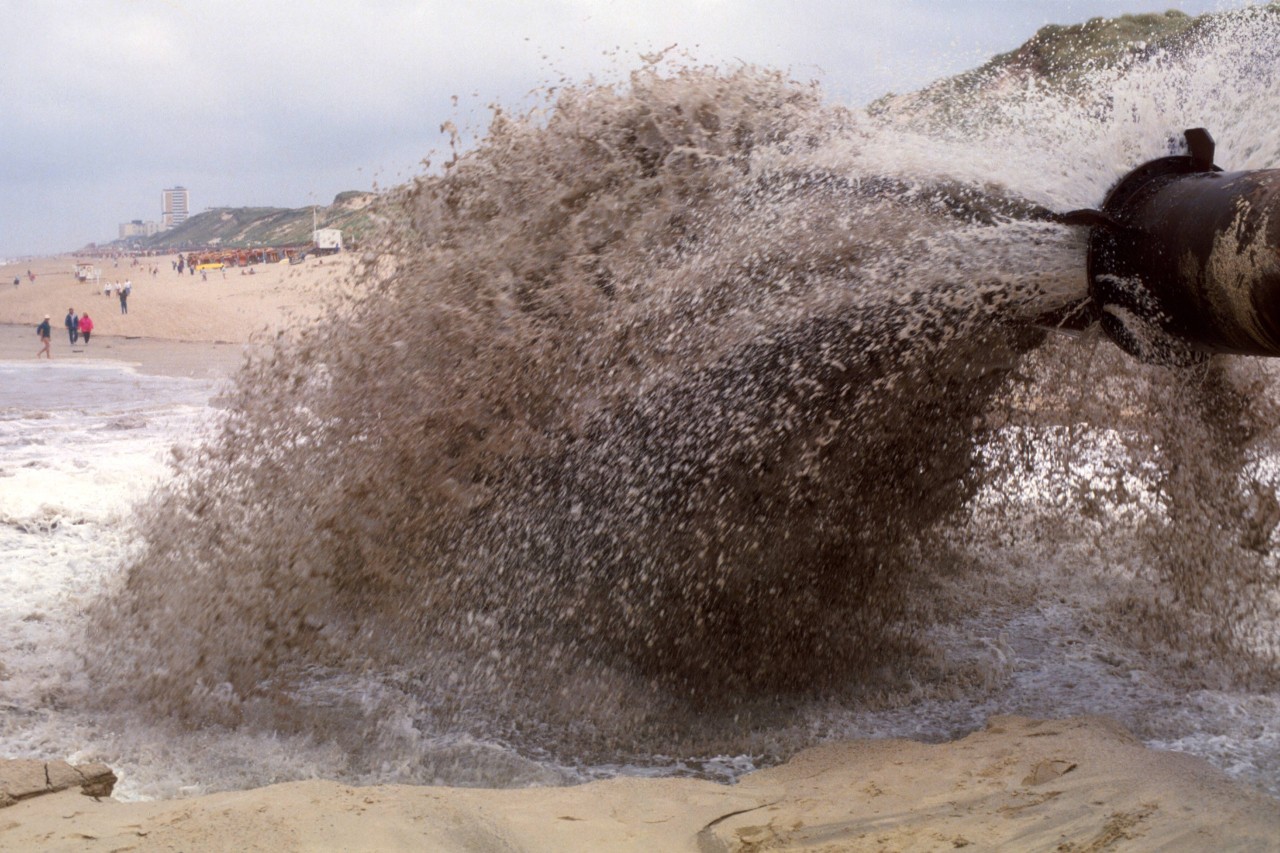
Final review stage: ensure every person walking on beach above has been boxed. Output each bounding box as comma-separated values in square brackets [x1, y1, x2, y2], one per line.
[79, 312, 93, 347]
[118, 286, 128, 314]
[36, 315, 52, 359]
[65, 308, 79, 344]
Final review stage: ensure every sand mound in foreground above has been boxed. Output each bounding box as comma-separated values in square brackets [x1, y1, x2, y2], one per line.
[3, 716, 1276, 852]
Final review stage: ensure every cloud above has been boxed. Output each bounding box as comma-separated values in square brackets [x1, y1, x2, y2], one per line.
[0, 0, 1248, 257]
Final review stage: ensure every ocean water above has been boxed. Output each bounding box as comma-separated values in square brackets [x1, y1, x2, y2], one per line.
[4, 7, 1280, 802]
[2, 359, 1277, 799]
[0, 361, 220, 795]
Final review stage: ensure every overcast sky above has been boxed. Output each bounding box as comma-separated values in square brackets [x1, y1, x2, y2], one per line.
[0, 0, 1254, 258]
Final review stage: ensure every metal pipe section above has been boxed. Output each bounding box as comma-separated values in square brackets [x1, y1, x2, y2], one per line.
[1084, 129, 1280, 363]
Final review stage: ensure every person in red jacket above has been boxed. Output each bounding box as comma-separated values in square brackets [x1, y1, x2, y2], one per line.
[79, 312, 94, 346]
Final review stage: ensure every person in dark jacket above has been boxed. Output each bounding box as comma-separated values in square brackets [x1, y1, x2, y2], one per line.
[36, 315, 52, 358]
[65, 308, 79, 344]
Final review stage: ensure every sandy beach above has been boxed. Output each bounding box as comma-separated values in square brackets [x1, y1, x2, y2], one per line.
[0, 253, 350, 378]
[2, 255, 1279, 851]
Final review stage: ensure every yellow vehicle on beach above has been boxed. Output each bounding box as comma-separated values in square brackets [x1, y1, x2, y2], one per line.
[195, 262, 225, 271]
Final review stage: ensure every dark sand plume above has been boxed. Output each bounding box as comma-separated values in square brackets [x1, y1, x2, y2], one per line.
[85, 39, 1280, 774]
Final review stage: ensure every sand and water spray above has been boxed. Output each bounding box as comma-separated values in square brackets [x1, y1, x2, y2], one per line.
[5, 7, 1280, 798]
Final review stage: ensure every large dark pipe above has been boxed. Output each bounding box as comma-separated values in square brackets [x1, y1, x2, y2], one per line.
[1053, 129, 1280, 363]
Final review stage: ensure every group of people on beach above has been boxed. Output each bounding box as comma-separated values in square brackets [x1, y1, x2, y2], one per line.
[103, 279, 132, 312]
[30, 264, 139, 358]
[35, 308, 93, 359]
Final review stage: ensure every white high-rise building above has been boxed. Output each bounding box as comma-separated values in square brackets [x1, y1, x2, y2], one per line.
[161, 186, 189, 229]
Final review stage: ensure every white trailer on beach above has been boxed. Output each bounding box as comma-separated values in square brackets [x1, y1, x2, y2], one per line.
[313, 228, 343, 254]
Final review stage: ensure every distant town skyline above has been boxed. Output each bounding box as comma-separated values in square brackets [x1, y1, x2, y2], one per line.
[0, 0, 1253, 258]
[116, 186, 189, 243]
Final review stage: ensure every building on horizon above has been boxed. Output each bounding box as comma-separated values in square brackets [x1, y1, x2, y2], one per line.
[161, 186, 189, 229]
[119, 219, 161, 239]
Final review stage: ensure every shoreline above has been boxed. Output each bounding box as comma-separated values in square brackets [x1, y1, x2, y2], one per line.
[1, 323, 250, 380]
[2, 715, 1277, 851]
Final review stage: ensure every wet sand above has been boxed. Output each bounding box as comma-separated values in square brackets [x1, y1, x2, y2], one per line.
[0, 326, 248, 379]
